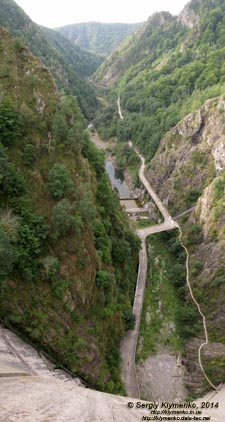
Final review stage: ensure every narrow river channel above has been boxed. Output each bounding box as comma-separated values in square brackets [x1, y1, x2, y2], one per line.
[105, 160, 131, 198]
[90, 129, 222, 410]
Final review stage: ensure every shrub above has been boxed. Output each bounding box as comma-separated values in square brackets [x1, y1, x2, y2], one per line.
[185, 188, 202, 207]
[0, 225, 18, 282]
[0, 99, 19, 145]
[52, 199, 83, 236]
[0, 209, 20, 241]
[185, 223, 202, 245]
[123, 310, 136, 330]
[191, 260, 204, 276]
[96, 270, 114, 288]
[51, 278, 69, 300]
[22, 144, 36, 166]
[170, 263, 186, 287]
[41, 256, 60, 282]
[47, 164, 75, 200]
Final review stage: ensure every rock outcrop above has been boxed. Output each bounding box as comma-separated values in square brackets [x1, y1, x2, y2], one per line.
[146, 95, 225, 394]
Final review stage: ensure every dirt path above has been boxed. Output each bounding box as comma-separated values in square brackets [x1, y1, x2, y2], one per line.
[89, 130, 114, 150]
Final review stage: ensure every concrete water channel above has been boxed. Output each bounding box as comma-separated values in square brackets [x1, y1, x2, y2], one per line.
[92, 131, 225, 408]
[105, 160, 131, 198]
[0, 132, 224, 421]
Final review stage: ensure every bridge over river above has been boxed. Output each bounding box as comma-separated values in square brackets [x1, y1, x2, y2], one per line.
[0, 131, 224, 421]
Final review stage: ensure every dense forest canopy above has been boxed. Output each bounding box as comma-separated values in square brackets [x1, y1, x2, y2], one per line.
[0, 0, 102, 118]
[0, 12, 140, 393]
[57, 22, 140, 57]
[94, 0, 225, 160]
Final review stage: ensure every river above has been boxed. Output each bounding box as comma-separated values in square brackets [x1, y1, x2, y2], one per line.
[105, 160, 131, 198]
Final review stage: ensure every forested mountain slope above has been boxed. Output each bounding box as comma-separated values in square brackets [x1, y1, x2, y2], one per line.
[0, 26, 140, 394]
[0, 0, 102, 118]
[57, 22, 140, 57]
[94, 0, 225, 159]
[92, 0, 225, 394]
[41, 26, 104, 77]
[94, 12, 186, 87]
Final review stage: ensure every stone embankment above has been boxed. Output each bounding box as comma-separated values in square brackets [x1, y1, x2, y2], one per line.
[120, 145, 179, 399]
[0, 326, 145, 421]
[1, 325, 225, 421]
[1, 129, 225, 420]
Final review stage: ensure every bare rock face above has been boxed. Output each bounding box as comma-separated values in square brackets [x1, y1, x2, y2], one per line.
[178, 7, 198, 28]
[177, 1, 201, 28]
[146, 94, 225, 395]
[147, 96, 225, 214]
[185, 340, 225, 394]
[176, 108, 203, 138]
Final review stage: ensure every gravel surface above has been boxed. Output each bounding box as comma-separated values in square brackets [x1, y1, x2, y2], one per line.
[137, 353, 187, 402]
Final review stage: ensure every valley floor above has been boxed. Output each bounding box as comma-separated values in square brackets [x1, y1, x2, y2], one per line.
[137, 353, 187, 402]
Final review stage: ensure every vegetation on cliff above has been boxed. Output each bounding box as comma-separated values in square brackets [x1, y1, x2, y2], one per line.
[92, 0, 225, 394]
[94, 0, 225, 160]
[0, 0, 102, 118]
[0, 26, 140, 394]
[145, 94, 225, 393]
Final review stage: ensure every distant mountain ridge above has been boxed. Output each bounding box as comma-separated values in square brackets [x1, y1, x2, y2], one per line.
[57, 21, 141, 56]
[0, 0, 103, 118]
[92, 0, 225, 395]
[94, 0, 225, 159]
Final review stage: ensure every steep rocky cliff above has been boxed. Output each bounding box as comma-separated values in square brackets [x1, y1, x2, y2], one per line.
[0, 26, 140, 394]
[147, 95, 225, 393]
[0, 0, 101, 118]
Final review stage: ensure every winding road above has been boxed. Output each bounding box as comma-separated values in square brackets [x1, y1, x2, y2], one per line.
[120, 145, 178, 398]
[117, 103, 221, 399]
[90, 122, 223, 403]
[117, 96, 124, 120]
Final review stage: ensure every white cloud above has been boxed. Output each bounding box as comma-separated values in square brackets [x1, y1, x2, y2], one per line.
[15, 0, 188, 28]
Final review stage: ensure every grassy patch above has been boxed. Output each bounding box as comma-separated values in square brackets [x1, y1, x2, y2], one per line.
[137, 232, 185, 361]
[135, 218, 156, 229]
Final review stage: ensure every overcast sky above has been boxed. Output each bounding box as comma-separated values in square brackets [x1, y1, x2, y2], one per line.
[14, 0, 189, 28]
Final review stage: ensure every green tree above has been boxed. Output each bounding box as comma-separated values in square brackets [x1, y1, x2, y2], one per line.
[0, 226, 18, 282]
[52, 199, 83, 236]
[123, 310, 136, 330]
[52, 112, 69, 143]
[0, 143, 26, 197]
[47, 163, 75, 200]
[22, 144, 36, 166]
[0, 99, 19, 145]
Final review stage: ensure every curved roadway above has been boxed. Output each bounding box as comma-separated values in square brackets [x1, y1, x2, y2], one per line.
[120, 146, 178, 398]
[90, 128, 221, 399]
[121, 143, 220, 398]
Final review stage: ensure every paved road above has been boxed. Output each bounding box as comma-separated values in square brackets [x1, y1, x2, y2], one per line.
[117, 96, 124, 120]
[1, 130, 225, 418]
[121, 144, 223, 402]
[135, 146, 172, 222]
[120, 146, 178, 398]
[90, 129, 225, 410]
